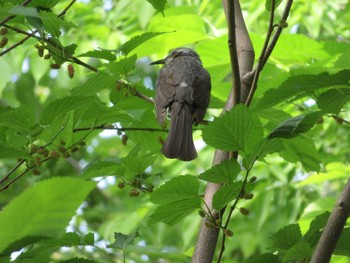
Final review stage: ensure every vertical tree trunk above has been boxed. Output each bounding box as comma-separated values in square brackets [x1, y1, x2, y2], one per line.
[192, 1, 254, 262]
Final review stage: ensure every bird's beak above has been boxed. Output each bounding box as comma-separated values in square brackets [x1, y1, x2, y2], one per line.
[150, 58, 166, 65]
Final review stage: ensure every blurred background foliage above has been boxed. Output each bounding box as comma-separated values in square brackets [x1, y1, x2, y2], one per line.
[0, 0, 350, 262]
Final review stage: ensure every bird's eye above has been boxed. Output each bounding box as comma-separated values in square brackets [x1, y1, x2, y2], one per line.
[172, 50, 182, 58]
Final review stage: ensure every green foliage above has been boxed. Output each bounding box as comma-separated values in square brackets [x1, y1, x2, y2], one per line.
[149, 176, 201, 225]
[268, 111, 323, 139]
[119, 32, 168, 56]
[256, 70, 350, 110]
[1, 0, 350, 262]
[0, 177, 96, 253]
[203, 104, 263, 154]
[198, 159, 241, 183]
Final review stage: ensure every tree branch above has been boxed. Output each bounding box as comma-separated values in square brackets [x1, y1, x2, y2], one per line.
[73, 125, 166, 132]
[226, 0, 241, 105]
[311, 178, 350, 262]
[260, 0, 293, 69]
[245, 0, 276, 106]
[192, 1, 254, 262]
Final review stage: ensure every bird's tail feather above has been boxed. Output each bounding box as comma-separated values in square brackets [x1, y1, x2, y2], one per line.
[161, 102, 197, 161]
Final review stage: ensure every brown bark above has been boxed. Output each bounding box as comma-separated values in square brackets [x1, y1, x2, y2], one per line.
[191, 1, 254, 262]
[310, 178, 350, 263]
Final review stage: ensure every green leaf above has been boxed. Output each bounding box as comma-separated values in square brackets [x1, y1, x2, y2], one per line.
[280, 137, 321, 172]
[29, 0, 60, 9]
[14, 72, 37, 106]
[247, 253, 279, 263]
[203, 104, 263, 153]
[0, 105, 36, 131]
[299, 162, 350, 186]
[198, 159, 241, 183]
[270, 224, 302, 250]
[83, 233, 95, 246]
[107, 230, 139, 250]
[335, 228, 350, 256]
[148, 198, 201, 225]
[59, 258, 97, 263]
[9, 6, 40, 17]
[0, 146, 30, 159]
[77, 49, 116, 61]
[268, 111, 323, 139]
[265, 0, 283, 11]
[80, 161, 124, 179]
[150, 175, 199, 205]
[256, 70, 350, 110]
[40, 96, 95, 125]
[212, 182, 242, 210]
[40, 11, 63, 37]
[105, 55, 137, 77]
[121, 153, 157, 176]
[147, 0, 167, 13]
[316, 88, 350, 114]
[119, 32, 168, 56]
[0, 177, 96, 253]
[244, 138, 284, 169]
[71, 71, 116, 96]
[304, 212, 330, 242]
[283, 242, 312, 263]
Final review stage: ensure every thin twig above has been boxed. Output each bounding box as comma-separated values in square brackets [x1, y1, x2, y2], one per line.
[216, 169, 251, 262]
[73, 125, 167, 132]
[245, 0, 276, 106]
[0, 159, 26, 185]
[260, 0, 294, 69]
[0, 35, 31, 56]
[0, 0, 33, 26]
[226, 0, 241, 105]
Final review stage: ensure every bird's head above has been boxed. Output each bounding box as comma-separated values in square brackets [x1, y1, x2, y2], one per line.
[150, 48, 200, 65]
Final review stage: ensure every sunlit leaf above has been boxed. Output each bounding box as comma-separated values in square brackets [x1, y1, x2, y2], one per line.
[80, 161, 124, 179]
[147, 0, 167, 13]
[283, 242, 312, 262]
[0, 177, 96, 253]
[256, 70, 350, 110]
[78, 49, 116, 61]
[212, 182, 242, 210]
[105, 55, 137, 77]
[40, 96, 94, 125]
[304, 212, 330, 242]
[203, 104, 263, 153]
[9, 6, 40, 17]
[121, 153, 157, 176]
[316, 88, 350, 114]
[119, 32, 168, 56]
[107, 230, 139, 250]
[280, 137, 321, 172]
[150, 175, 199, 204]
[198, 159, 241, 183]
[148, 198, 201, 225]
[271, 224, 302, 250]
[71, 71, 117, 96]
[335, 228, 350, 256]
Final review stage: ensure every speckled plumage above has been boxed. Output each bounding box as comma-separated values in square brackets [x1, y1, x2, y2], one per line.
[152, 48, 211, 161]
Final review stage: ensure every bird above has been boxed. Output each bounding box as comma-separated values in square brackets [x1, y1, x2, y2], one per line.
[150, 48, 211, 161]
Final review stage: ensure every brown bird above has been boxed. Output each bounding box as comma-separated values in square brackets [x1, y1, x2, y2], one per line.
[151, 48, 211, 161]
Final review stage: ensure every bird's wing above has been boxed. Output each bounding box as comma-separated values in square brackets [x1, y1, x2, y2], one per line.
[155, 67, 176, 123]
[192, 68, 211, 122]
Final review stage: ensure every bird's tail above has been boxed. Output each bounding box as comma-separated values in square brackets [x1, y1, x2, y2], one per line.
[161, 101, 197, 161]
